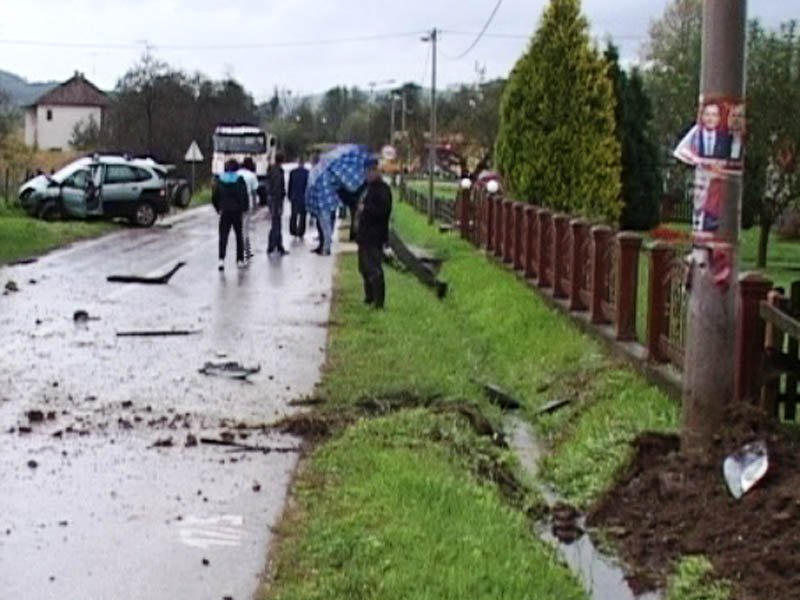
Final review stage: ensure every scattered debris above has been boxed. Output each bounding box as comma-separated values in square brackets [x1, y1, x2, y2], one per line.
[388, 229, 448, 298]
[723, 440, 769, 499]
[26, 410, 45, 423]
[198, 361, 260, 380]
[475, 380, 523, 410]
[73, 310, 100, 323]
[4, 280, 19, 294]
[536, 398, 571, 415]
[252, 482, 262, 492]
[151, 437, 174, 448]
[551, 502, 584, 544]
[27, 460, 38, 469]
[202, 558, 210, 566]
[8, 257, 37, 266]
[107, 261, 186, 284]
[287, 397, 326, 407]
[185, 434, 198, 447]
[117, 330, 201, 337]
[200, 437, 299, 454]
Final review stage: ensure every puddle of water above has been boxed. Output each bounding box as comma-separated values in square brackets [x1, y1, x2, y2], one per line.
[507, 417, 661, 600]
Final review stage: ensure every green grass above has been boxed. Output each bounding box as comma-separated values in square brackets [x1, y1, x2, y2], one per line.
[267, 411, 585, 600]
[191, 187, 212, 207]
[0, 204, 118, 264]
[665, 556, 731, 600]
[405, 178, 459, 201]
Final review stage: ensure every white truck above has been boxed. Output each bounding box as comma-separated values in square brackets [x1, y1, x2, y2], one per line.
[211, 125, 277, 204]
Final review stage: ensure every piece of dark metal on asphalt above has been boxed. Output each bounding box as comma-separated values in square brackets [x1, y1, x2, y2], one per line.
[106, 261, 186, 284]
[200, 437, 299, 454]
[117, 330, 201, 337]
[151, 437, 174, 448]
[198, 361, 260, 380]
[536, 399, 571, 415]
[73, 310, 100, 323]
[8, 257, 37, 266]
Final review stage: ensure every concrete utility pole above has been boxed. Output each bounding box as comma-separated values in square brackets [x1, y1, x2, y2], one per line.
[682, 0, 747, 454]
[423, 28, 438, 224]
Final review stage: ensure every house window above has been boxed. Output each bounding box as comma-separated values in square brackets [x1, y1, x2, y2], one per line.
[46, 109, 53, 121]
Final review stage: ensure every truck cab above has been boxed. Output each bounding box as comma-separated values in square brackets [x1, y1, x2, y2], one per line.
[212, 125, 276, 203]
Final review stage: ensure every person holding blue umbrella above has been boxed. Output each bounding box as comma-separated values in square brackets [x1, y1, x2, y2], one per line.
[306, 144, 371, 256]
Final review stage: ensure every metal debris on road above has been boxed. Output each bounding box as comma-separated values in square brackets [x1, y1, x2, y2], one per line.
[106, 261, 186, 284]
[117, 329, 201, 337]
[200, 437, 299, 454]
[4, 280, 19, 294]
[73, 310, 100, 323]
[198, 361, 260, 380]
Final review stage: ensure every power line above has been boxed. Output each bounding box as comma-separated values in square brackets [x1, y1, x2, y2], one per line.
[445, 0, 504, 60]
[0, 31, 426, 51]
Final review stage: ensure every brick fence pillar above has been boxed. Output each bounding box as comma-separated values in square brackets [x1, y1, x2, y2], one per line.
[734, 272, 773, 401]
[569, 219, 589, 311]
[552, 214, 569, 299]
[590, 226, 613, 324]
[514, 203, 525, 270]
[502, 200, 514, 263]
[494, 196, 504, 258]
[458, 188, 470, 239]
[523, 206, 536, 278]
[537, 209, 553, 288]
[615, 232, 644, 341]
[646, 242, 673, 363]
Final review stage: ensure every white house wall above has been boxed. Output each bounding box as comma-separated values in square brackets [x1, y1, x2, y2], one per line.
[24, 109, 37, 147]
[29, 105, 102, 150]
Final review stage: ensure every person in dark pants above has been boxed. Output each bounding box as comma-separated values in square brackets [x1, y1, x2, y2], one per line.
[212, 159, 249, 271]
[288, 155, 309, 239]
[337, 186, 362, 242]
[357, 158, 392, 308]
[267, 153, 288, 255]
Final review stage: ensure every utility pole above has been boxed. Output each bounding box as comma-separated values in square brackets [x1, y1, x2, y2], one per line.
[424, 27, 438, 224]
[681, 0, 747, 454]
[390, 93, 398, 146]
[401, 92, 409, 170]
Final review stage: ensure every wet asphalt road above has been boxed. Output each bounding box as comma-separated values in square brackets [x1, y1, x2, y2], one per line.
[0, 204, 336, 600]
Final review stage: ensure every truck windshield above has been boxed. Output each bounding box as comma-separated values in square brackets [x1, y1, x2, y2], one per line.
[213, 134, 266, 154]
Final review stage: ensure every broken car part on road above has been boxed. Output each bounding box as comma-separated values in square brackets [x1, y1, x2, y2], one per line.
[107, 261, 186, 284]
[116, 329, 202, 337]
[198, 361, 261, 380]
[723, 440, 769, 499]
[387, 229, 448, 298]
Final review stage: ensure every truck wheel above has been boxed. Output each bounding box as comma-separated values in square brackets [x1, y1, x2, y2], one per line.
[172, 183, 192, 208]
[38, 200, 64, 222]
[131, 201, 157, 227]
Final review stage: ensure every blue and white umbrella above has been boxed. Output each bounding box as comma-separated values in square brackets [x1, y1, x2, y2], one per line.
[306, 144, 371, 217]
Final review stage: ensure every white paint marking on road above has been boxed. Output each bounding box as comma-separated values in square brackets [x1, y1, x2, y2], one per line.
[178, 514, 245, 549]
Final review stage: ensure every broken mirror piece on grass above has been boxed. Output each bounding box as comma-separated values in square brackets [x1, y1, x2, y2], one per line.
[199, 361, 261, 381]
[723, 440, 769, 499]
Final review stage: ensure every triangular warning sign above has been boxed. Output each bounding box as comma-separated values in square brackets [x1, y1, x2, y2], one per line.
[184, 141, 204, 162]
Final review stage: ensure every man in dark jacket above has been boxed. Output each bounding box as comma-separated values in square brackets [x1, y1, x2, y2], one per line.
[288, 156, 309, 239]
[267, 153, 288, 255]
[212, 159, 249, 271]
[357, 158, 392, 308]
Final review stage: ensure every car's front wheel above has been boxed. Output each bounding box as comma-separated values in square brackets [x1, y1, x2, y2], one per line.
[38, 200, 64, 222]
[130, 201, 157, 227]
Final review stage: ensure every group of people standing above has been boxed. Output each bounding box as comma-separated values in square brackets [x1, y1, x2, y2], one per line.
[211, 153, 392, 309]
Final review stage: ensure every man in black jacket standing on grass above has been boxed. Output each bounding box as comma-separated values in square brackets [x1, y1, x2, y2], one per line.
[357, 157, 392, 309]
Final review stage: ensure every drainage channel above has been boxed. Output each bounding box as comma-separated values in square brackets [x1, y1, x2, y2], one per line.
[507, 417, 661, 600]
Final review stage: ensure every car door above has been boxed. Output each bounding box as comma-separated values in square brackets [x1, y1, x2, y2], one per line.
[102, 165, 142, 213]
[60, 169, 91, 218]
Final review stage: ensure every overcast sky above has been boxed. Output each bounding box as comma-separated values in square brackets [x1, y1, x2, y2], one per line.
[0, 0, 795, 101]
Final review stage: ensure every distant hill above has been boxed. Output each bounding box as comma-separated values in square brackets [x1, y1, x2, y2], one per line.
[0, 69, 58, 107]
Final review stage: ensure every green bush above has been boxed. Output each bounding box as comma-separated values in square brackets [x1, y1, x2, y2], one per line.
[496, 0, 622, 222]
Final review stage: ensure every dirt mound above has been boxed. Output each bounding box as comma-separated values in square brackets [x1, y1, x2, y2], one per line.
[587, 404, 800, 599]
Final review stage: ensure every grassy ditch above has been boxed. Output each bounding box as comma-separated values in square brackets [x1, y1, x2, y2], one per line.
[0, 205, 118, 264]
[262, 202, 732, 599]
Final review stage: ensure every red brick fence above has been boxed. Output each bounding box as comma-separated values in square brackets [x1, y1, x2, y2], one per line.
[399, 181, 799, 418]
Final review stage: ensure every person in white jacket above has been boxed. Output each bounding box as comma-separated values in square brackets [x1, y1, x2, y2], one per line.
[238, 158, 259, 262]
